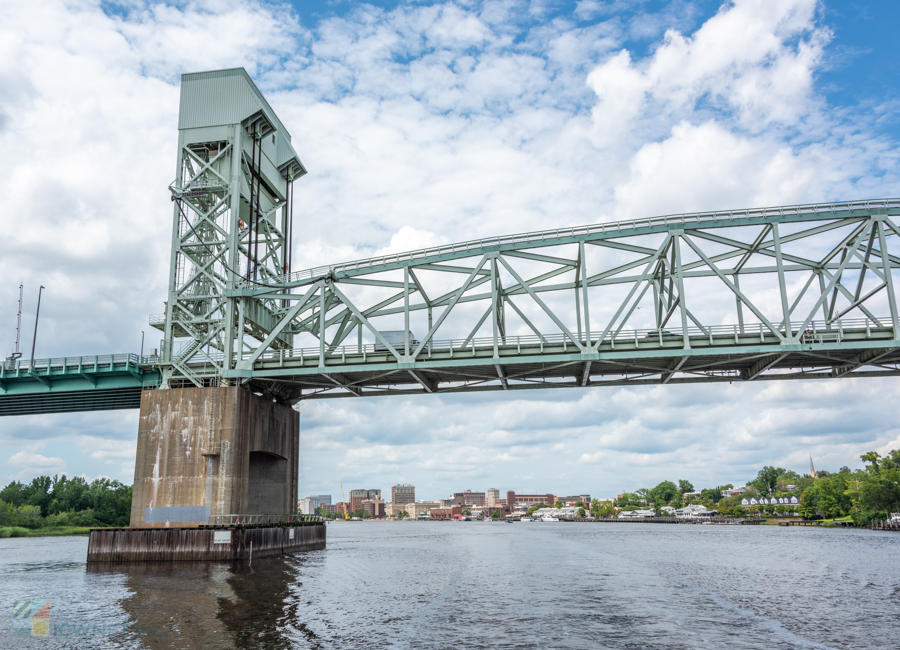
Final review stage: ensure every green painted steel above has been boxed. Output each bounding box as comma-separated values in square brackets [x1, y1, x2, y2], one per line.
[0, 354, 160, 416]
[5, 69, 900, 417]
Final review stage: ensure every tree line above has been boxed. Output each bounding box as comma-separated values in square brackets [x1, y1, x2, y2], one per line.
[0, 474, 132, 529]
[604, 449, 900, 523]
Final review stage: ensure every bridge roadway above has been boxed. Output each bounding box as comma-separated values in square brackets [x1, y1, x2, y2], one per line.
[2, 317, 898, 415]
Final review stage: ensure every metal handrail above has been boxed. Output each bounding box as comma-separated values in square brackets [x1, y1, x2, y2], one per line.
[240, 316, 890, 366]
[240, 199, 900, 288]
[3, 317, 890, 379]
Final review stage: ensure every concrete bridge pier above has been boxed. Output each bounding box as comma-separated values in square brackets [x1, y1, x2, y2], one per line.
[129, 386, 299, 527]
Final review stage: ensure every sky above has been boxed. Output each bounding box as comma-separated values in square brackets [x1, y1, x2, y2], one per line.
[1, 0, 899, 501]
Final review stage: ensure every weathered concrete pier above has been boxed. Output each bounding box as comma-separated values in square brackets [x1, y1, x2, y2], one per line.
[86, 385, 323, 563]
[131, 386, 299, 528]
[87, 521, 325, 563]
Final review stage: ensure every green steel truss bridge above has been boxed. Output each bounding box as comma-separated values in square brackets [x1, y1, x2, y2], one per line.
[4, 198, 900, 415]
[2, 71, 899, 416]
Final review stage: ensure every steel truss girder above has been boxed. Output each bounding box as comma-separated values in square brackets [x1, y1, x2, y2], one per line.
[173, 199, 900, 399]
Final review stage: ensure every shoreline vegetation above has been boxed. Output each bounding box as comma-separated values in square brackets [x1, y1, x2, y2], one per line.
[0, 525, 95, 538]
[603, 449, 900, 525]
[0, 475, 131, 538]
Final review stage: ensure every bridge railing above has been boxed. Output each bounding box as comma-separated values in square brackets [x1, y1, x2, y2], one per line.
[237, 316, 887, 367]
[1, 353, 145, 374]
[237, 199, 900, 288]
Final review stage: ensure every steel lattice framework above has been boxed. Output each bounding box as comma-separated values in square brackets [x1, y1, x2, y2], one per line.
[154, 199, 900, 402]
[3, 68, 900, 417]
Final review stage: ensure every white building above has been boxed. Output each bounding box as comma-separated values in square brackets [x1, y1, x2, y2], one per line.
[486, 488, 500, 507]
[298, 498, 316, 515]
[741, 496, 799, 507]
[618, 509, 655, 518]
[674, 504, 709, 518]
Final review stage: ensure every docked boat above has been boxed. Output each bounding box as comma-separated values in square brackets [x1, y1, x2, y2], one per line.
[541, 515, 560, 522]
[521, 517, 535, 522]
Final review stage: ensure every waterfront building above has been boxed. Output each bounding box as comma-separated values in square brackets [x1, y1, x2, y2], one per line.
[307, 495, 332, 507]
[618, 509, 655, 518]
[392, 484, 416, 505]
[350, 489, 382, 513]
[298, 498, 315, 515]
[361, 498, 386, 519]
[453, 490, 485, 506]
[531, 506, 585, 520]
[673, 505, 708, 517]
[406, 501, 441, 519]
[486, 488, 500, 506]
[430, 506, 463, 520]
[741, 496, 799, 507]
[559, 495, 591, 505]
[506, 491, 557, 508]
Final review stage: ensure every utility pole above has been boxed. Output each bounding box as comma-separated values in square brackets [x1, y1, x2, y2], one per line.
[30, 286, 45, 369]
[6, 283, 23, 364]
[140, 331, 145, 359]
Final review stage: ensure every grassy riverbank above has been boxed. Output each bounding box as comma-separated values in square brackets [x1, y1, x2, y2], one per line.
[0, 526, 93, 538]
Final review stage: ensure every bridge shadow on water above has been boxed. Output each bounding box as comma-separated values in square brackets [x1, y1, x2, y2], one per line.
[87, 556, 318, 650]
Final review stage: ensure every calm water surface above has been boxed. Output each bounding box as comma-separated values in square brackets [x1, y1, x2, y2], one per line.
[1, 522, 898, 649]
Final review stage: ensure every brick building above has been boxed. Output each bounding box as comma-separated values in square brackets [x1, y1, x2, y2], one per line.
[350, 489, 381, 513]
[430, 506, 463, 520]
[454, 490, 486, 506]
[392, 484, 416, 505]
[506, 491, 557, 508]
[361, 498, 386, 519]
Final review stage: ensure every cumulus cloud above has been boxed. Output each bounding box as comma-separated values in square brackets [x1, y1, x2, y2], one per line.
[8, 449, 66, 478]
[0, 0, 898, 496]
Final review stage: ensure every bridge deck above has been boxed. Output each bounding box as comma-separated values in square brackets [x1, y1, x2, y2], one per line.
[3, 319, 898, 415]
[0, 354, 160, 416]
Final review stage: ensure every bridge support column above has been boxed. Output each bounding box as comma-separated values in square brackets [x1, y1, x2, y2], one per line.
[129, 386, 299, 527]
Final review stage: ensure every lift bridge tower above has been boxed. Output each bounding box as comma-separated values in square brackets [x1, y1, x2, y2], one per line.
[132, 69, 307, 527]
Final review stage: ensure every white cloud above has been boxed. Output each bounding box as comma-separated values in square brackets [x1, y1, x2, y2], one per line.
[8, 450, 66, 478]
[0, 0, 898, 496]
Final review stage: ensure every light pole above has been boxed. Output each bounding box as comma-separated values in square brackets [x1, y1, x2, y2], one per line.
[29, 286, 45, 369]
[140, 331, 145, 359]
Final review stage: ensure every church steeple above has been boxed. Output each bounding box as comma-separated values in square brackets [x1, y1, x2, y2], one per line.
[809, 455, 817, 479]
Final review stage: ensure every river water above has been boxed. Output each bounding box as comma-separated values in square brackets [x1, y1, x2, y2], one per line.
[1, 522, 898, 649]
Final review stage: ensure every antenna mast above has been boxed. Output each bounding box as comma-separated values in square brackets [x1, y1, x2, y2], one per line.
[7, 283, 23, 362]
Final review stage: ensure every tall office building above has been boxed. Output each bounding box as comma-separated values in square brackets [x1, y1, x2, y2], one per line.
[392, 484, 415, 505]
[307, 495, 332, 508]
[350, 489, 381, 513]
[486, 488, 500, 506]
[454, 490, 485, 506]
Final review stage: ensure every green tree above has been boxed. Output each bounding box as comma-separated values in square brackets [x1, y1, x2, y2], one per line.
[751, 466, 786, 496]
[699, 487, 723, 504]
[678, 479, 694, 494]
[491, 509, 502, 519]
[463, 509, 472, 516]
[650, 481, 679, 505]
[554, 501, 564, 508]
[577, 507, 586, 518]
